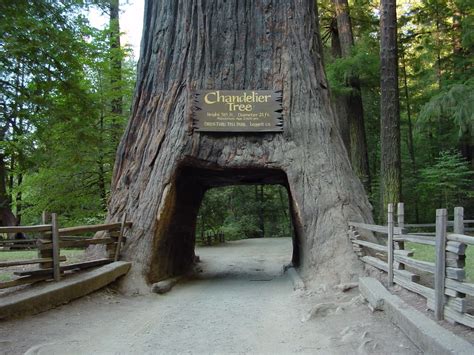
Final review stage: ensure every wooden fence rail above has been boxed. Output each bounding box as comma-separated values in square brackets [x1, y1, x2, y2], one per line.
[349, 203, 474, 329]
[0, 213, 132, 290]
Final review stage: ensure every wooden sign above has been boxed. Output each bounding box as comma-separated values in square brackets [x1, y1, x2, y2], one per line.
[193, 90, 283, 132]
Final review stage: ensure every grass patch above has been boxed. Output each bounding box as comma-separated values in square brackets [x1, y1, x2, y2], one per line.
[0, 249, 85, 283]
[0, 249, 84, 263]
[407, 242, 474, 283]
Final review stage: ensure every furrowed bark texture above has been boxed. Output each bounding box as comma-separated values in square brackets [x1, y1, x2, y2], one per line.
[380, 0, 401, 217]
[107, 0, 373, 293]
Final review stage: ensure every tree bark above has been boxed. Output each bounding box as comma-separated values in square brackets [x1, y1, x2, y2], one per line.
[0, 153, 17, 227]
[380, 0, 401, 217]
[332, 0, 371, 191]
[330, 17, 351, 153]
[109, 0, 123, 149]
[106, 0, 373, 293]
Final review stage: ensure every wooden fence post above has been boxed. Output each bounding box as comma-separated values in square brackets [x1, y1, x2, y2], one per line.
[434, 208, 447, 320]
[51, 213, 61, 282]
[454, 207, 464, 234]
[387, 203, 394, 286]
[39, 211, 52, 269]
[114, 213, 127, 261]
[395, 202, 405, 270]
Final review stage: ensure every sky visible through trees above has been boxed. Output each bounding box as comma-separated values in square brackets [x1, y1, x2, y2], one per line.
[0, 0, 472, 235]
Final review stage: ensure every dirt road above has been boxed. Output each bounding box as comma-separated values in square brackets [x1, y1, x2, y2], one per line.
[1, 238, 420, 354]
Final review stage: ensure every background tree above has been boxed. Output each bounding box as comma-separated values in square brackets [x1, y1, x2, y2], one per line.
[379, 0, 402, 218]
[332, 0, 371, 191]
[0, 0, 135, 227]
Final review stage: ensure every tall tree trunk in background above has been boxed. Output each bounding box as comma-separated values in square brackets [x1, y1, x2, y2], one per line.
[109, 0, 122, 149]
[401, 52, 419, 222]
[330, 18, 351, 152]
[0, 129, 17, 228]
[104, 0, 373, 293]
[333, 0, 371, 192]
[380, 0, 401, 218]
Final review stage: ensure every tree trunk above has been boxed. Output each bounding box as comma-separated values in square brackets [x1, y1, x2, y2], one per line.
[106, 0, 373, 293]
[109, 0, 123, 149]
[380, 0, 401, 217]
[0, 153, 17, 228]
[332, 0, 371, 191]
[330, 17, 351, 152]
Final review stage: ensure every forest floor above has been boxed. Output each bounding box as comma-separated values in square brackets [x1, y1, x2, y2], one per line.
[1, 238, 420, 354]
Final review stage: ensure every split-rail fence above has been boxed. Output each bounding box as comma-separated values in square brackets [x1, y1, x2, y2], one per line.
[0, 212, 131, 290]
[349, 203, 474, 328]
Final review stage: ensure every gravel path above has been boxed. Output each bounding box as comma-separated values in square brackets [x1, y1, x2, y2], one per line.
[0, 238, 420, 354]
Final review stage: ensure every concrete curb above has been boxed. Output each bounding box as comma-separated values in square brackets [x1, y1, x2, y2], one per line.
[359, 277, 473, 354]
[0, 261, 131, 320]
[285, 266, 305, 290]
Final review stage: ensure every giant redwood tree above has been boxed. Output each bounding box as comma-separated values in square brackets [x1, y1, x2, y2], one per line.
[106, 0, 373, 293]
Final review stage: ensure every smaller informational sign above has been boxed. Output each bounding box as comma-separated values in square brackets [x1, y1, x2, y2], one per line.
[193, 90, 283, 132]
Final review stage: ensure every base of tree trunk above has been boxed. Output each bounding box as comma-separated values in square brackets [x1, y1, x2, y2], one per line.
[104, 0, 373, 294]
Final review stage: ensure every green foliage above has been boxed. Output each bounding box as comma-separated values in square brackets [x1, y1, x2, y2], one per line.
[417, 150, 473, 210]
[0, 1, 136, 226]
[418, 81, 474, 138]
[196, 185, 292, 241]
[326, 38, 380, 95]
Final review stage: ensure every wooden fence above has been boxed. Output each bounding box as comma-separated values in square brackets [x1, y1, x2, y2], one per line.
[200, 231, 225, 246]
[0, 212, 131, 290]
[349, 203, 474, 328]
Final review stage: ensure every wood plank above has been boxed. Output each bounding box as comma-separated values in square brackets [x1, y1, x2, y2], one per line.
[51, 214, 61, 282]
[0, 256, 66, 267]
[38, 238, 115, 250]
[403, 223, 436, 228]
[395, 249, 414, 257]
[56, 222, 132, 237]
[442, 306, 474, 328]
[446, 241, 467, 255]
[394, 255, 435, 274]
[0, 244, 36, 249]
[387, 204, 394, 285]
[446, 258, 465, 268]
[348, 221, 403, 235]
[394, 276, 466, 314]
[427, 297, 467, 314]
[453, 207, 464, 234]
[394, 234, 435, 246]
[447, 233, 474, 245]
[445, 278, 474, 296]
[360, 256, 419, 281]
[351, 239, 386, 252]
[434, 208, 447, 320]
[351, 239, 413, 257]
[404, 222, 455, 227]
[394, 255, 465, 280]
[0, 239, 37, 244]
[0, 275, 50, 289]
[0, 225, 52, 233]
[394, 276, 433, 299]
[14, 258, 113, 277]
[39, 212, 52, 269]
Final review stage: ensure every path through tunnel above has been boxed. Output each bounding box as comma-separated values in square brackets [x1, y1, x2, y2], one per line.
[147, 164, 302, 284]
